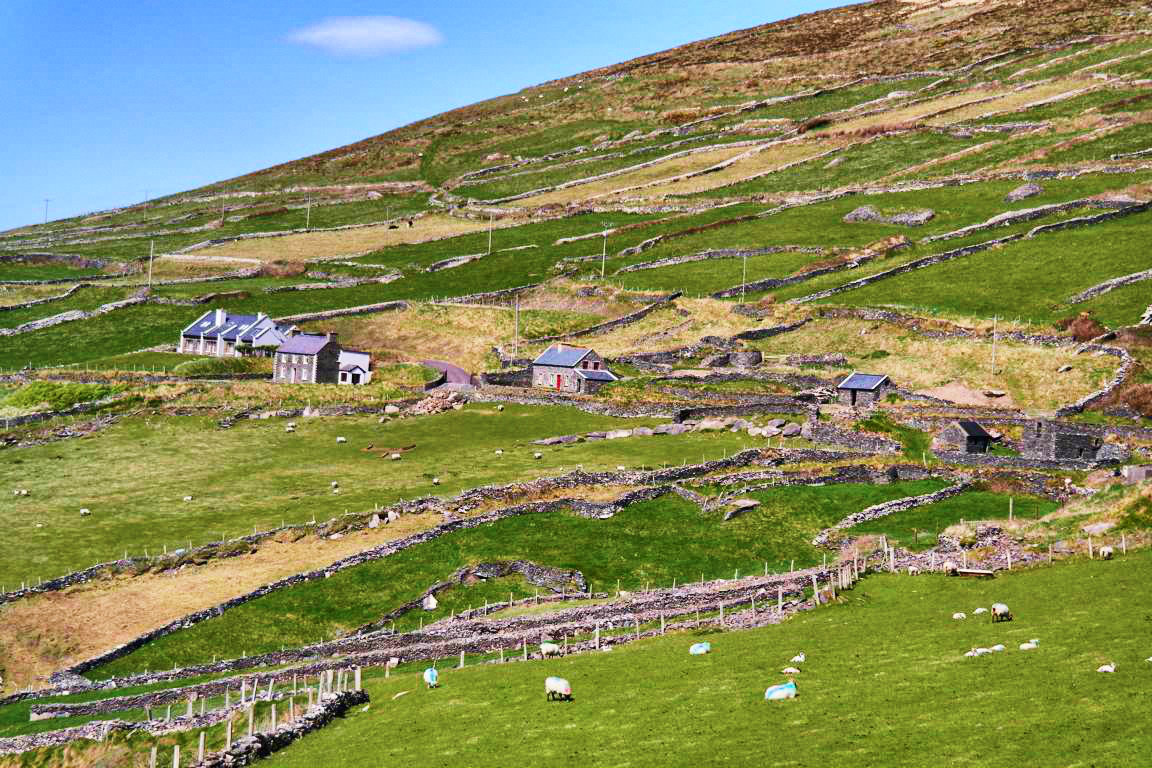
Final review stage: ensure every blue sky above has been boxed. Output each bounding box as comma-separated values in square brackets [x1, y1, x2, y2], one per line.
[0, 1, 843, 231]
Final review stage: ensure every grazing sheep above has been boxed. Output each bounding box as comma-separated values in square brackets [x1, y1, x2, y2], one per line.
[540, 642, 562, 658]
[497, 405, 505, 411]
[79, 508, 91, 517]
[1019, 639, 1039, 651]
[336, 436, 347, 444]
[390, 453, 401, 461]
[545, 676, 572, 701]
[965, 647, 993, 657]
[1097, 662, 1116, 673]
[495, 449, 503, 456]
[689, 642, 711, 656]
[907, 566, 920, 576]
[386, 657, 401, 669]
[781, 666, 801, 675]
[1099, 545, 1114, 560]
[991, 603, 1012, 623]
[422, 667, 439, 689]
[972, 607, 988, 615]
[432, 477, 440, 486]
[952, 612, 967, 620]
[533, 452, 543, 460]
[616, 465, 626, 471]
[285, 426, 295, 433]
[764, 681, 797, 701]
[790, 652, 806, 663]
[183, 495, 193, 502]
[991, 644, 1006, 652]
[331, 481, 339, 488]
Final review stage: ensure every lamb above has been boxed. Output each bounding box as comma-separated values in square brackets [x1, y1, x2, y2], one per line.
[952, 612, 967, 621]
[764, 680, 797, 700]
[790, 652, 806, 663]
[540, 642, 562, 658]
[390, 453, 402, 461]
[545, 676, 572, 701]
[906, 566, 920, 576]
[533, 452, 543, 460]
[972, 607, 988, 615]
[1019, 639, 1039, 651]
[964, 647, 993, 657]
[432, 478, 440, 486]
[1097, 662, 1116, 673]
[1099, 545, 1114, 560]
[781, 666, 801, 675]
[183, 495, 194, 502]
[336, 436, 347, 444]
[495, 449, 503, 456]
[79, 508, 91, 517]
[689, 642, 711, 655]
[990, 644, 1005, 652]
[422, 667, 439, 689]
[991, 603, 1012, 623]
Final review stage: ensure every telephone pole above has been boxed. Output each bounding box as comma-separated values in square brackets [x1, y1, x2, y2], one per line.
[147, 240, 155, 289]
[305, 195, 311, 230]
[600, 223, 613, 279]
[42, 198, 51, 225]
[487, 213, 494, 255]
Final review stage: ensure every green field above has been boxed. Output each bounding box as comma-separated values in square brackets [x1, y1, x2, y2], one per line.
[0, 404, 774, 588]
[91, 480, 942, 677]
[260, 551, 1152, 767]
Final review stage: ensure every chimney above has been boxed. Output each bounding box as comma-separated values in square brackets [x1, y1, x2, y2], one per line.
[214, 308, 226, 325]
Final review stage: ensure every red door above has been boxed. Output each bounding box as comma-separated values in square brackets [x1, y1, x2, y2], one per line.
[556, 374, 563, 390]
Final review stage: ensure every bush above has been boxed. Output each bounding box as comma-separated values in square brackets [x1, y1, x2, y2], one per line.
[172, 357, 270, 376]
[3, 381, 122, 411]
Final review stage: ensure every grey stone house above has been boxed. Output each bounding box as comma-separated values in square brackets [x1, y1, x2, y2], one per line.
[180, 309, 294, 357]
[531, 344, 618, 393]
[933, 420, 993, 454]
[274, 333, 341, 384]
[1020, 421, 1104, 462]
[837, 372, 891, 407]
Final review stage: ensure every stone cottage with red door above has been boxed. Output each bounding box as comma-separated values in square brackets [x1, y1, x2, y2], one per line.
[531, 343, 618, 394]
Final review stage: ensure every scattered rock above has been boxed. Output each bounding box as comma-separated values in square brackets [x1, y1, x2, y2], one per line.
[1005, 183, 1043, 202]
[632, 427, 654, 437]
[983, 390, 1007, 398]
[606, 429, 633, 440]
[843, 205, 934, 226]
[694, 419, 727, 432]
[724, 498, 760, 521]
[700, 353, 731, 367]
[384, 404, 401, 415]
[843, 205, 883, 223]
[1058, 364, 1073, 373]
[729, 349, 763, 367]
[781, 423, 802, 437]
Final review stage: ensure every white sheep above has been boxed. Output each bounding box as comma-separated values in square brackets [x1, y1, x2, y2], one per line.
[991, 603, 1012, 623]
[285, 426, 295, 433]
[942, 560, 958, 575]
[497, 405, 505, 411]
[540, 642, 562, 658]
[1019, 639, 1039, 651]
[336, 436, 347, 444]
[533, 452, 543, 460]
[952, 612, 967, 620]
[1097, 662, 1116, 673]
[972, 607, 988, 615]
[764, 681, 797, 700]
[432, 478, 440, 486]
[545, 676, 572, 701]
[906, 566, 920, 576]
[422, 667, 439, 688]
[990, 644, 1005, 652]
[390, 453, 402, 461]
[965, 647, 993, 657]
[183, 496, 194, 502]
[1099, 545, 1114, 560]
[616, 465, 626, 471]
[790, 652, 806, 663]
[330, 481, 339, 488]
[781, 666, 801, 675]
[495, 449, 503, 456]
[79, 508, 91, 517]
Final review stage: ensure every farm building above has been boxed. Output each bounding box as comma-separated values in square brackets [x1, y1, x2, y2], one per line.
[273, 333, 341, 384]
[933, 420, 993, 454]
[1121, 465, 1152, 484]
[1020, 421, 1109, 462]
[837, 372, 891, 407]
[338, 349, 373, 385]
[179, 309, 294, 357]
[531, 343, 618, 393]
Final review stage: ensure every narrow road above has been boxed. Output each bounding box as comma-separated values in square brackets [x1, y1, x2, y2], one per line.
[423, 359, 474, 387]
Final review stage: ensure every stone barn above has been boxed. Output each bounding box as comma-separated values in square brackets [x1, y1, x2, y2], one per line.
[274, 333, 341, 384]
[837, 372, 891, 407]
[531, 344, 618, 394]
[338, 349, 373, 385]
[1020, 421, 1104, 462]
[933, 420, 993, 454]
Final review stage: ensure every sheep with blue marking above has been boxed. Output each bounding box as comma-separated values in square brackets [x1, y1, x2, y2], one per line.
[422, 667, 439, 689]
[545, 676, 572, 701]
[764, 680, 797, 701]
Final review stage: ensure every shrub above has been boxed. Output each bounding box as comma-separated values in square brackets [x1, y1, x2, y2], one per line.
[172, 357, 270, 376]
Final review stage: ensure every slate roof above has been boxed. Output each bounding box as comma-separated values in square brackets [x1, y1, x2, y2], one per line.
[957, 420, 991, 439]
[575, 368, 617, 382]
[533, 344, 593, 368]
[277, 334, 335, 355]
[837, 372, 890, 391]
[181, 310, 292, 344]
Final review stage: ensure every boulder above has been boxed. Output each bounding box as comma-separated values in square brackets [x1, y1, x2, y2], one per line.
[781, 423, 802, 437]
[384, 404, 401, 415]
[632, 427, 654, 437]
[605, 429, 633, 440]
[695, 419, 727, 432]
[768, 418, 787, 428]
[729, 349, 763, 367]
[843, 205, 883, 223]
[1005, 183, 1043, 203]
[656, 423, 689, 435]
[888, 209, 935, 227]
[700, 353, 731, 368]
[724, 498, 760, 521]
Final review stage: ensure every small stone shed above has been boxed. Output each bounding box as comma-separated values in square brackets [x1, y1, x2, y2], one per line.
[1020, 420, 1104, 462]
[837, 372, 891, 407]
[274, 333, 341, 384]
[933, 420, 993, 454]
[338, 349, 373, 386]
[531, 343, 618, 394]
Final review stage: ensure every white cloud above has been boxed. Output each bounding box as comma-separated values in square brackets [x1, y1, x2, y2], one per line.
[288, 16, 442, 56]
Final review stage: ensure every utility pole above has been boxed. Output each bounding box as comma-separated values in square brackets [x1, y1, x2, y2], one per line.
[741, 251, 748, 304]
[990, 315, 998, 377]
[219, 199, 226, 226]
[305, 195, 311, 230]
[600, 223, 612, 280]
[513, 296, 520, 358]
[42, 198, 51, 225]
[487, 213, 494, 255]
[147, 240, 155, 289]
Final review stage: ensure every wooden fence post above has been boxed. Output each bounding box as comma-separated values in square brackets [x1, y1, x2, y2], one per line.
[459, 650, 465, 669]
[171, 744, 180, 768]
[149, 746, 157, 768]
[777, 586, 783, 611]
[247, 705, 254, 736]
[198, 732, 205, 764]
[1088, 536, 1094, 559]
[226, 719, 233, 749]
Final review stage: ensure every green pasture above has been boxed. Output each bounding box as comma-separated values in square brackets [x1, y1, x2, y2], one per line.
[91, 481, 942, 677]
[261, 550, 1152, 767]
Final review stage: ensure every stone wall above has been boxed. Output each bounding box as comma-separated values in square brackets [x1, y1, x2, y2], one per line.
[800, 421, 903, 454]
[273, 300, 408, 325]
[0, 295, 148, 337]
[812, 479, 973, 546]
[525, 292, 681, 343]
[1067, 267, 1152, 304]
[0, 284, 82, 313]
[617, 246, 822, 275]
